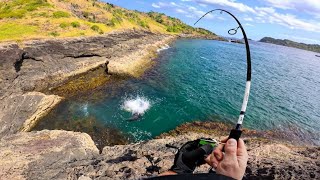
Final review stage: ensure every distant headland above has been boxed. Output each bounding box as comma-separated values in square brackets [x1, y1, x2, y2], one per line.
[259, 37, 320, 53]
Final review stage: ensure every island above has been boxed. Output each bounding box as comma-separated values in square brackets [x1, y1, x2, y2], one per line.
[259, 37, 320, 53]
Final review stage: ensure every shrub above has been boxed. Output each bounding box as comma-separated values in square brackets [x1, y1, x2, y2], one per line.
[38, 12, 48, 17]
[71, 21, 80, 28]
[83, 11, 90, 18]
[53, 11, 70, 18]
[138, 20, 149, 28]
[59, 22, 68, 28]
[105, 20, 115, 27]
[91, 25, 100, 32]
[49, 31, 60, 37]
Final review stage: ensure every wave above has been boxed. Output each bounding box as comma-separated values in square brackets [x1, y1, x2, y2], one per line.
[200, 56, 209, 60]
[157, 44, 170, 52]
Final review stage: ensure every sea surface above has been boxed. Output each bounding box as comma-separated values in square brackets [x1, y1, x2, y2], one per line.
[34, 39, 320, 145]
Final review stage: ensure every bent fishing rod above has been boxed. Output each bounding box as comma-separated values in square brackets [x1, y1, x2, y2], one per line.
[195, 9, 252, 141]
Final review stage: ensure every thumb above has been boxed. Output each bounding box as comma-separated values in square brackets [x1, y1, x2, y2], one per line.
[223, 138, 238, 163]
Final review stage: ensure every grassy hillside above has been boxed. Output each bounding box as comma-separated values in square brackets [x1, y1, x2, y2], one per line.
[0, 0, 216, 42]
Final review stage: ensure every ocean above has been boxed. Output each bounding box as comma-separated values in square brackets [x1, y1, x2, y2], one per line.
[34, 39, 320, 146]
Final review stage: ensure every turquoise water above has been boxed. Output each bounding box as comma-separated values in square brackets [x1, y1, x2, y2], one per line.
[35, 39, 320, 145]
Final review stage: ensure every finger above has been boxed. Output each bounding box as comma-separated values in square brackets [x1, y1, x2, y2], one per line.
[223, 138, 238, 164]
[213, 147, 224, 161]
[237, 139, 247, 157]
[219, 137, 228, 143]
[213, 137, 228, 161]
[237, 139, 248, 167]
[205, 154, 220, 168]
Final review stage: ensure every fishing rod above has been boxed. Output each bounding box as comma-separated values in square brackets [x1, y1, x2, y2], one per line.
[195, 9, 252, 141]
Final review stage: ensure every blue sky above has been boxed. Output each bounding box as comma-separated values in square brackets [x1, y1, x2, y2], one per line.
[103, 0, 320, 44]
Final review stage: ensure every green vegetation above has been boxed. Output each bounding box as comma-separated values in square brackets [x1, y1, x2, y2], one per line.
[59, 22, 68, 28]
[53, 11, 70, 18]
[0, 23, 38, 41]
[71, 21, 80, 28]
[91, 25, 103, 34]
[49, 31, 60, 37]
[0, 0, 217, 42]
[260, 37, 320, 53]
[0, 0, 50, 19]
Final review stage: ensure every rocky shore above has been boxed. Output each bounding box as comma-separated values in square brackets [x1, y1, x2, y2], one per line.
[0, 30, 175, 137]
[0, 30, 319, 180]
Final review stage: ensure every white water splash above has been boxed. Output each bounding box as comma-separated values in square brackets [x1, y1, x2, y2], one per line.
[157, 44, 170, 52]
[82, 103, 89, 117]
[122, 96, 151, 115]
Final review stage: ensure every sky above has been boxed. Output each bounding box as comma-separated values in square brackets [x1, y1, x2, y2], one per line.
[103, 0, 320, 44]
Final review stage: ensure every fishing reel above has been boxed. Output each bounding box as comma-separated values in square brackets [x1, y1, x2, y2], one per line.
[166, 138, 218, 174]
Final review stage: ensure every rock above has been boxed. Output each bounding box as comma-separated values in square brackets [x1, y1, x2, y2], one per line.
[0, 132, 319, 179]
[0, 92, 62, 137]
[0, 130, 99, 180]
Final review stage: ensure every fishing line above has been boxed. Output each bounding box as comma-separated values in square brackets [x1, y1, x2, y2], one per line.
[194, 9, 252, 140]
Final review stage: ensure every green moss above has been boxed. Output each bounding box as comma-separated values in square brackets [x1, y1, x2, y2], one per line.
[52, 11, 70, 18]
[0, 23, 38, 41]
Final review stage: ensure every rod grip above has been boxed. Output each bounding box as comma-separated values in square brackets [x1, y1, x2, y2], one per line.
[228, 129, 242, 141]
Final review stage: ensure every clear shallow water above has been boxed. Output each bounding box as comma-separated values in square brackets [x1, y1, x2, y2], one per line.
[35, 39, 320, 145]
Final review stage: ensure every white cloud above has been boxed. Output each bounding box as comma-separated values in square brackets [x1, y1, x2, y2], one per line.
[199, 3, 207, 7]
[152, 2, 179, 8]
[152, 3, 161, 8]
[152, 0, 320, 34]
[187, 6, 214, 19]
[265, 0, 320, 11]
[244, 23, 254, 27]
[195, 0, 256, 13]
[243, 17, 253, 22]
[176, 8, 188, 14]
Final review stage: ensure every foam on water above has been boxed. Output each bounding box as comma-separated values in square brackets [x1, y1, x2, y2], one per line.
[200, 56, 209, 60]
[122, 96, 151, 115]
[157, 44, 170, 52]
